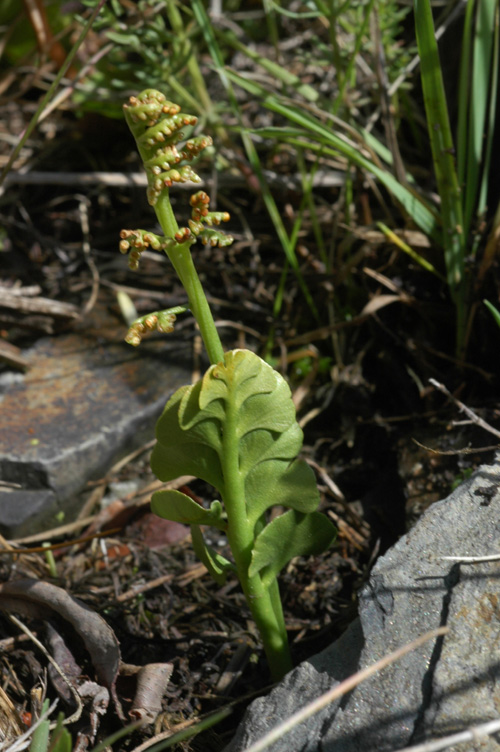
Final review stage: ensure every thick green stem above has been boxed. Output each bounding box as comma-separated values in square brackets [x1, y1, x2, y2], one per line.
[153, 191, 225, 366]
[221, 391, 292, 680]
[247, 584, 292, 681]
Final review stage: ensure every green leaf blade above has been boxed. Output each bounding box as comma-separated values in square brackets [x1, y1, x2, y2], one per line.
[152, 349, 329, 524]
[151, 386, 224, 490]
[245, 459, 321, 527]
[151, 490, 226, 529]
[151, 349, 337, 601]
[191, 525, 236, 585]
[249, 510, 337, 588]
[238, 423, 304, 475]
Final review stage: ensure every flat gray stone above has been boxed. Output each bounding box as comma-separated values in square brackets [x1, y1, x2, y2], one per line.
[226, 618, 364, 752]
[0, 313, 192, 537]
[226, 458, 500, 752]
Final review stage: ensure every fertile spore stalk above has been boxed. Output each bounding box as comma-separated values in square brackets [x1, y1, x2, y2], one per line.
[120, 89, 336, 681]
[122, 89, 230, 364]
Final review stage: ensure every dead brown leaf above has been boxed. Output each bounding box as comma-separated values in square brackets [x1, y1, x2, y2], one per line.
[0, 578, 123, 718]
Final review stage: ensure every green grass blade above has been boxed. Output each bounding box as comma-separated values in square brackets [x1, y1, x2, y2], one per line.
[414, 0, 465, 293]
[241, 131, 320, 320]
[222, 31, 319, 102]
[89, 722, 143, 752]
[165, 2, 214, 116]
[29, 721, 50, 752]
[463, 0, 498, 237]
[360, 127, 416, 184]
[477, 2, 499, 220]
[484, 299, 500, 329]
[297, 149, 329, 268]
[138, 707, 233, 752]
[224, 69, 440, 240]
[457, 0, 475, 191]
[377, 222, 445, 280]
[267, 1, 321, 19]
[257, 123, 417, 186]
[190, 0, 240, 111]
[332, 0, 377, 114]
[190, 0, 319, 320]
[273, 261, 289, 320]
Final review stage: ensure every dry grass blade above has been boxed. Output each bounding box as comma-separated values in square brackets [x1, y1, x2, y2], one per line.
[10, 516, 103, 546]
[240, 627, 449, 752]
[8, 614, 82, 726]
[394, 716, 500, 752]
[0, 528, 120, 556]
[2, 699, 59, 752]
[441, 552, 500, 563]
[0, 686, 25, 746]
[131, 705, 234, 752]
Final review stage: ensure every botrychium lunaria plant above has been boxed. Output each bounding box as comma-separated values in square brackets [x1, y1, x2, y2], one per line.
[120, 89, 337, 680]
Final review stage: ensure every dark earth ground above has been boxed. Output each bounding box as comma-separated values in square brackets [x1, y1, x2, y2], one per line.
[1, 13, 500, 750]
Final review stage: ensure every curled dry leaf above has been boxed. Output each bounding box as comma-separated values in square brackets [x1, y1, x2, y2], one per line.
[360, 293, 411, 316]
[0, 578, 123, 718]
[129, 662, 174, 724]
[78, 680, 110, 742]
[45, 621, 82, 705]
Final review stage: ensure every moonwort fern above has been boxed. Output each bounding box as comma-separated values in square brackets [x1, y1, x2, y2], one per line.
[120, 90, 336, 680]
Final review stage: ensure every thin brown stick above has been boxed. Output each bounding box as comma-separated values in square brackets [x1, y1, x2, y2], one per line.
[0, 291, 79, 318]
[0, 528, 121, 556]
[0, 340, 30, 370]
[412, 439, 499, 456]
[115, 573, 175, 603]
[77, 195, 100, 317]
[429, 378, 500, 439]
[11, 515, 98, 545]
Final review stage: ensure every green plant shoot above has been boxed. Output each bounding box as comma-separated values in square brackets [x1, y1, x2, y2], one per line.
[120, 90, 337, 680]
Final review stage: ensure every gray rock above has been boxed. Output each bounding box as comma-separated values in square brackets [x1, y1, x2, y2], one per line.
[0, 324, 192, 537]
[226, 459, 500, 752]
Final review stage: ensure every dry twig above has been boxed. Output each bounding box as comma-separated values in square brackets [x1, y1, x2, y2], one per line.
[429, 378, 500, 440]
